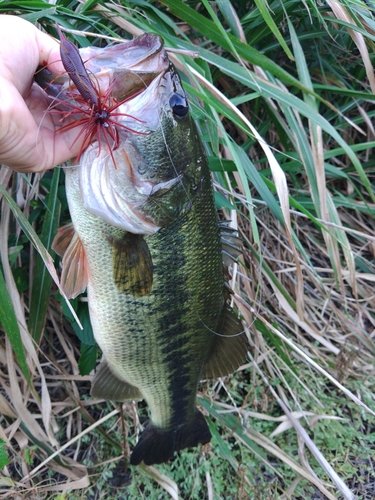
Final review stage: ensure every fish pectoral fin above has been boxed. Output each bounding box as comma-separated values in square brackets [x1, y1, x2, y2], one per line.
[91, 359, 143, 402]
[130, 409, 211, 466]
[53, 225, 88, 299]
[52, 223, 75, 257]
[110, 233, 153, 297]
[201, 307, 248, 379]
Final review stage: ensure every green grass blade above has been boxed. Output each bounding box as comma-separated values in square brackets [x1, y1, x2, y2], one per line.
[216, 0, 244, 41]
[21, 7, 57, 23]
[159, 0, 309, 89]
[200, 397, 267, 460]
[0, 440, 10, 469]
[207, 418, 240, 472]
[0, 268, 30, 384]
[29, 169, 61, 344]
[253, 0, 294, 60]
[78, 343, 98, 376]
[234, 144, 283, 224]
[0, 184, 81, 327]
[255, 319, 297, 375]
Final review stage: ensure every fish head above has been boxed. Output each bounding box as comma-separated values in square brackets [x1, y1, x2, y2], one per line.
[79, 35, 207, 234]
[38, 33, 206, 234]
[122, 64, 207, 229]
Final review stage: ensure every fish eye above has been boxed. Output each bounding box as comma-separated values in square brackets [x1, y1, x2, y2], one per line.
[169, 93, 189, 117]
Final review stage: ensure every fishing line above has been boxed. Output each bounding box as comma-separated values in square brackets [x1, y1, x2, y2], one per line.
[158, 102, 194, 208]
[158, 89, 206, 223]
[157, 67, 193, 187]
[35, 83, 69, 164]
[199, 317, 252, 339]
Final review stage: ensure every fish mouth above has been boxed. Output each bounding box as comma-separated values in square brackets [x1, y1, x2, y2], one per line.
[81, 33, 167, 73]
[36, 33, 169, 106]
[79, 33, 170, 102]
[75, 35, 180, 234]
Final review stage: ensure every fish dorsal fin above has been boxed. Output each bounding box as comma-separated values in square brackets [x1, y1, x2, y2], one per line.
[201, 307, 248, 379]
[110, 233, 153, 297]
[52, 224, 88, 299]
[91, 359, 143, 402]
[219, 222, 242, 267]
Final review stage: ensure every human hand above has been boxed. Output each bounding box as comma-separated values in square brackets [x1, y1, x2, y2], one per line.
[0, 15, 85, 173]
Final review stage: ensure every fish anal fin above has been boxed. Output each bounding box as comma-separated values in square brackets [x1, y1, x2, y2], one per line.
[60, 231, 88, 299]
[201, 307, 248, 379]
[130, 410, 211, 466]
[52, 223, 75, 257]
[91, 359, 143, 401]
[110, 233, 153, 297]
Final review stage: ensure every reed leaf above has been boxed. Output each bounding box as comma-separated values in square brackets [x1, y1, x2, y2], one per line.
[28, 168, 61, 344]
[0, 268, 30, 384]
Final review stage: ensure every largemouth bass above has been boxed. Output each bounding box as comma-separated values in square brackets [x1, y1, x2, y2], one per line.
[42, 33, 247, 465]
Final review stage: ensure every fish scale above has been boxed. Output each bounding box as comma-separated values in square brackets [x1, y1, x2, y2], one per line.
[43, 32, 248, 465]
[65, 144, 222, 444]
[66, 158, 222, 424]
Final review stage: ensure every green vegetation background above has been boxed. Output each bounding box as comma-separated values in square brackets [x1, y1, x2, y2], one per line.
[0, 0, 375, 499]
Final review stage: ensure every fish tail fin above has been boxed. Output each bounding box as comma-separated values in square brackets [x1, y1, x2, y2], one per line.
[130, 410, 211, 466]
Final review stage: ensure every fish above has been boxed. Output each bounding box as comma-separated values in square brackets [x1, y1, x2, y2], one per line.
[41, 32, 248, 465]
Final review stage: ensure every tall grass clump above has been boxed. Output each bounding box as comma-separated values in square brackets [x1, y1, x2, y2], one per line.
[0, 0, 375, 498]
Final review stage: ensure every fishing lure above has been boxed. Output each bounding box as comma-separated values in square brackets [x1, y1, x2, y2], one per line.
[53, 24, 145, 164]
